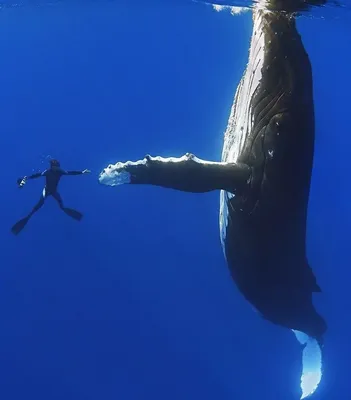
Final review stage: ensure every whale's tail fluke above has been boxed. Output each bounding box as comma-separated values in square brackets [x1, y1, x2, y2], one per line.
[293, 330, 323, 399]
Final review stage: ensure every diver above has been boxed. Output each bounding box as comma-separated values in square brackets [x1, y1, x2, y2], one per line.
[11, 159, 91, 235]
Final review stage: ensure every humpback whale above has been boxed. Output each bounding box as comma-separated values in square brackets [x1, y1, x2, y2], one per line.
[99, 2, 326, 398]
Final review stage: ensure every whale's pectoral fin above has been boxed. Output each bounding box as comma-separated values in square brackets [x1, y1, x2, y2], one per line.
[99, 153, 251, 194]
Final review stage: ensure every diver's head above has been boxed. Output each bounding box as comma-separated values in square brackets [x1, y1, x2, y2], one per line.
[50, 159, 61, 168]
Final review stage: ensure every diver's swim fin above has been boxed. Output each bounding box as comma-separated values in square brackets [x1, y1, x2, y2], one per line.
[63, 207, 83, 221]
[11, 216, 30, 235]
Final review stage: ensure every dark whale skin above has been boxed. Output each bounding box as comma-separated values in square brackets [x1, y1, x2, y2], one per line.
[220, 10, 326, 341]
[98, 4, 327, 345]
[98, 4, 328, 397]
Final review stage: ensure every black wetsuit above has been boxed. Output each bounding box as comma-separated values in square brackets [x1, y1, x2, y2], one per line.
[11, 167, 86, 235]
[28, 168, 84, 212]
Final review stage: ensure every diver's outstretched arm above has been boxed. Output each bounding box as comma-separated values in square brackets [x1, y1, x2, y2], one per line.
[99, 153, 251, 194]
[64, 169, 91, 176]
[27, 172, 43, 179]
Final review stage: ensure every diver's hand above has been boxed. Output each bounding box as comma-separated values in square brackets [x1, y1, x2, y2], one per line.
[17, 176, 27, 188]
[82, 169, 91, 174]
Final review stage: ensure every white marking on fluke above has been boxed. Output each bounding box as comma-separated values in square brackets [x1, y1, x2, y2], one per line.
[293, 330, 323, 399]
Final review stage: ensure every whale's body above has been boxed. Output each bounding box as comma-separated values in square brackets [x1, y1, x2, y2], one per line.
[219, 10, 326, 340]
[99, 3, 327, 398]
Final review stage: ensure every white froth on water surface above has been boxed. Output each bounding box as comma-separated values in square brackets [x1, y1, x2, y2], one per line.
[212, 4, 248, 14]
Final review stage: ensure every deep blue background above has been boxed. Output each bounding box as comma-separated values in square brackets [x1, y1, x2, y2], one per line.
[0, 1, 350, 399]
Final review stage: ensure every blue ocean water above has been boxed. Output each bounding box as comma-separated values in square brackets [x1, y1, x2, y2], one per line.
[1, 1, 350, 399]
